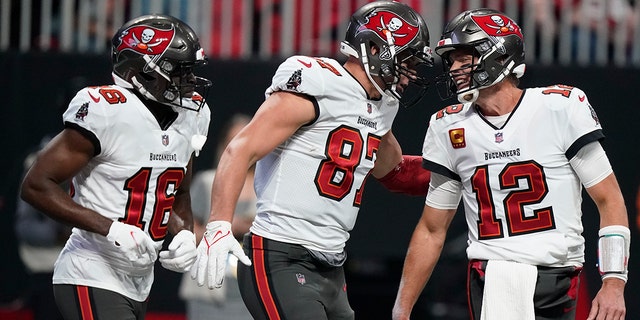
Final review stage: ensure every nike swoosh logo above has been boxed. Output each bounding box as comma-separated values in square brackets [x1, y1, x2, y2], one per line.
[578, 95, 585, 102]
[129, 231, 139, 246]
[297, 59, 312, 68]
[88, 91, 101, 103]
[206, 230, 231, 248]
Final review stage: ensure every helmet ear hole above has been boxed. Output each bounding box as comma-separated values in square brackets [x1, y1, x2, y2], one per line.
[369, 42, 379, 55]
[138, 72, 155, 81]
[496, 54, 509, 65]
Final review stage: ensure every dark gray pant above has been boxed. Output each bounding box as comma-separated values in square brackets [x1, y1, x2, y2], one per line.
[53, 284, 147, 320]
[238, 233, 355, 320]
[468, 260, 581, 320]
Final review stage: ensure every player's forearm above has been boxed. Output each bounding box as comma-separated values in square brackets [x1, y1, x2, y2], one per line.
[587, 174, 628, 227]
[168, 192, 194, 234]
[21, 177, 112, 236]
[208, 150, 251, 223]
[393, 265, 431, 319]
[393, 222, 446, 318]
[393, 255, 441, 319]
[598, 202, 629, 229]
[371, 131, 402, 178]
[209, 179, 245, 223]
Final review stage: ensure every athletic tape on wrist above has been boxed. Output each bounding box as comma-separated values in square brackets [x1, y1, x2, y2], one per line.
[597, 225, 630, 282]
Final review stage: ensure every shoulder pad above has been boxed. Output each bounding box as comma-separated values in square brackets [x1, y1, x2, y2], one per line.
[267, 55, 342, 97]
[430, 103, 469, 121]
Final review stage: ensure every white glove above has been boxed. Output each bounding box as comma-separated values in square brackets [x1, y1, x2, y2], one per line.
[159, 230, 197, 273]
[191, 221, 252, 289]
[106, 221, 158, 267]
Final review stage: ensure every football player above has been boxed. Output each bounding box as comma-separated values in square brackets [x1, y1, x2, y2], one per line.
[20, 14, 212, 319]
[190, 1, 433, 319]
[392, 8, 629, 320]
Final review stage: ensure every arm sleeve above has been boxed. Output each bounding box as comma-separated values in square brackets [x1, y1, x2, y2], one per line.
[376, 155, 430, 196]
[568, 141, 612, 188]
[425, 172, 463, 209]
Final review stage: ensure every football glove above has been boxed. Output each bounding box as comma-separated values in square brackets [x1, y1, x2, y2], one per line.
[106, 221, 158, 267]
[159, 230, 198, 273]
[191, 221, 252, 289]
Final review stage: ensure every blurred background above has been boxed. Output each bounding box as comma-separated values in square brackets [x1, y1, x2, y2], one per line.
[1, 0, 639, 319]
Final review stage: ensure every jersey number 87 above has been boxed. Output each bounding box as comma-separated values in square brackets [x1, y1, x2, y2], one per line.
[314, 125, 381, 207]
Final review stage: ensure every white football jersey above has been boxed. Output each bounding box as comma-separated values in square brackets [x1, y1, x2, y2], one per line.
[250, 56, 399, 253]
[53, 85, 210, 301]
[422, 85, 603, 267]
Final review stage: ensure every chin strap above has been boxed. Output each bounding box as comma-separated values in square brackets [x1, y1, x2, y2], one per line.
[130, 76, 155, 100]
[360, 43, 387, 99]
[598, 225, 630, 282]
[455, 62, 527, 104]
[458, 89, 479, 103]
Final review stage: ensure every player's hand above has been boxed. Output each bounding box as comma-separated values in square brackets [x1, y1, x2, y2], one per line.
[159, 230, 197, 273]
[587, 278, 626, 320]
[106, 221, 158, 267]
[191, 221, 251, 289]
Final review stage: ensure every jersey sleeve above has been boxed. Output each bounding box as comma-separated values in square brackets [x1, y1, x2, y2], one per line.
[265, 55, 326, 98]
[62, 87, 111, 156]
[421, 110, 461, 181]
[563, 86, 604, 159]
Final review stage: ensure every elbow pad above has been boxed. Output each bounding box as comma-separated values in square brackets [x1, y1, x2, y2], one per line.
[377, 155, 430, 196]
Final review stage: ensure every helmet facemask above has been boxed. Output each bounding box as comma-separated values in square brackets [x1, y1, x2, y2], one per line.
[392, 47, 433, 107]
[436, 41, 524, 103]
[435, 46, 484, 103]
[132, 56, 212, 112]
[351, 35, 433, 107]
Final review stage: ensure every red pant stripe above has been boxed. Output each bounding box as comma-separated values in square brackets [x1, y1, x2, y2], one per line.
[75, 285, 94, 320]
[252, 235, 281, 320]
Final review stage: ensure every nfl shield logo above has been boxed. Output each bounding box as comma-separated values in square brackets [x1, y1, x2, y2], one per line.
[296, 273, 306, 285]
[162, 134, 169, 146]
[494, 132, 504, 143]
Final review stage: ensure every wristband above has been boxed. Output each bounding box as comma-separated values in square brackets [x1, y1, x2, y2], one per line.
[597, 225, 630, 282]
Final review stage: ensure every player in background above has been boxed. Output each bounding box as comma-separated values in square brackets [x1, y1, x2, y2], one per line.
[190, 1, 433, 319]
[20, 14, 211, 319]
[392, 8, 629, 320]
[178, 114, 256, 320]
